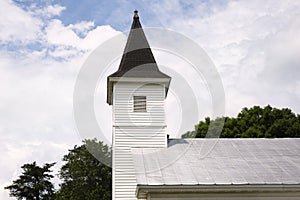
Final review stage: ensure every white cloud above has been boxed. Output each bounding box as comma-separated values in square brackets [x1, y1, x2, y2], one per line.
[0, 0, 42, 43]
[45, 19, 81, 47]
[150, 0, 300, 116]
[80, 25, 120, 49]
[44, 4, 66, 17]
[44, 20, 120, 58]
[0, 42, 109, 199]
[0, 1, 121, 199]
[31, 4, 66, 18]
[69, 21, 95, 36]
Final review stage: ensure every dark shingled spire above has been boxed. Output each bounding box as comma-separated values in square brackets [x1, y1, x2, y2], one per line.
[108, 10, 169, 78]
[107, 10, 171, 105]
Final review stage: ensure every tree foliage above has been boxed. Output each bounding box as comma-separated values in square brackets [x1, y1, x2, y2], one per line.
[182, 105, 300, 138]
[4, 162, 55, 200]
[55, 139, 112, 200]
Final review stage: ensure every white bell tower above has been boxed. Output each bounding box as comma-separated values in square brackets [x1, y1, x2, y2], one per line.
[107, 10, 171, 200]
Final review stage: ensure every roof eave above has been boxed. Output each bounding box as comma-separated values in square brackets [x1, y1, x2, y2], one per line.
[106, 76, 171, 105]
[136, 184, 300, 198]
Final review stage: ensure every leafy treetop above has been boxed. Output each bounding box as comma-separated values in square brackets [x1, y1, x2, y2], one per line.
[182, 105, 300, 138]
[4, 162, 55, 200]
[55, 139, 112, 200]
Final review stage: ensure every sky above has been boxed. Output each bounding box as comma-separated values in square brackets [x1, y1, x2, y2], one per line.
[1, 0, 300, 199]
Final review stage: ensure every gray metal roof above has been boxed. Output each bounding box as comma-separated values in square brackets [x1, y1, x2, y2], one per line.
[132, 138, 300, 186]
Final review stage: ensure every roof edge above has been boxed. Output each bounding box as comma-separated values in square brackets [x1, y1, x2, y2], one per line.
[136, 184, 300, 198]
[107, 77, 171, 105]
[108, 77, 171, 82]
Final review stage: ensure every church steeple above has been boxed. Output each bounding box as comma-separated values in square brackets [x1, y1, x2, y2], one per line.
[107, 11, 171, 200]
[107, 10, 170, 105]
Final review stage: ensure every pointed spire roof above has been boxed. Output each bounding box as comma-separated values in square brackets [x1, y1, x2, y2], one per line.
[107, 10, 171, 105]
[108, 10, 170, 78]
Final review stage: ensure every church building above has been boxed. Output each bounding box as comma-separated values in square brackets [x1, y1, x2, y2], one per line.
[107, 10, 300, 200]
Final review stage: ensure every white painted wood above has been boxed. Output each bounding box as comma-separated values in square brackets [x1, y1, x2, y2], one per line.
[112, 81, 167, 200]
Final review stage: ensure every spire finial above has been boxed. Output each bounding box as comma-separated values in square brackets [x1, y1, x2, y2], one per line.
[134, 10, 139, 18]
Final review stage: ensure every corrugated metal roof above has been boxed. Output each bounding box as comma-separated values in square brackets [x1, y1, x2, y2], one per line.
[132, 138, 300, 186]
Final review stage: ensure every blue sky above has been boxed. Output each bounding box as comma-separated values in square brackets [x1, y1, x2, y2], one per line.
[1, 0, 300, 199]
[47, 0, 228, 30]
[14, 0, 139, 30]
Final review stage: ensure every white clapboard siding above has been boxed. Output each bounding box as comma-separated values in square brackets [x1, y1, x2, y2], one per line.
[112, 81, 167, 200]
[114, 83, 165, 126]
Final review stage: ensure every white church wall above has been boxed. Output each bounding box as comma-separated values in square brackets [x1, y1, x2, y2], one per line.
[112, 81, 167, 200]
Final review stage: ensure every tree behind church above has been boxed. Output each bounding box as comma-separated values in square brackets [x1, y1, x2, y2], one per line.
[55, 139, 112, 200]
[4, 162, 55, 200]
[182, 105, 300, 138]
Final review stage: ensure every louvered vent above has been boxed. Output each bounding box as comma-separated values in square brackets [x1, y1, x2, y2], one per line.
[133, 96, 147, 112]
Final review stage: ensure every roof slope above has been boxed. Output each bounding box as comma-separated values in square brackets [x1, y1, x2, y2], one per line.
[132, 138, 300, 186]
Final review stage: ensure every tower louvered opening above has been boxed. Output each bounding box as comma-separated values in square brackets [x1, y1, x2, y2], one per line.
[133, 96, 147, 112]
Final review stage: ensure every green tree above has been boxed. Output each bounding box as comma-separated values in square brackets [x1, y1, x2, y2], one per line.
[194, 117, 210, 138]
[182, 105, 300, 138]
[55, 139, 112, 200]
[4, 162, 55, 200]
[241, 126, 262, 138]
